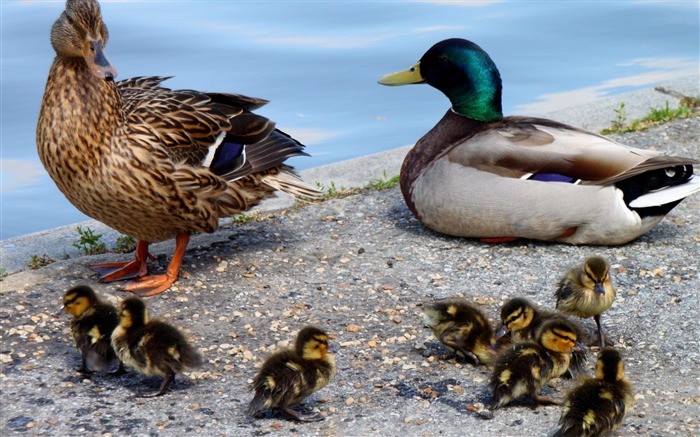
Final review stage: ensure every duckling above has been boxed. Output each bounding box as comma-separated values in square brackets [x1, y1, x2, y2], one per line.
[111, 297, 202, 397]
[497, 297, 588, 376]
[553, 348, 633, 437]
[497, 297, 553, 344]
[489, 319, 583, 409]
[555, 256, 616, 349]
[423, 298, 497, 366]
[247, 326, 336, 422]
[58, 285, 124, 374]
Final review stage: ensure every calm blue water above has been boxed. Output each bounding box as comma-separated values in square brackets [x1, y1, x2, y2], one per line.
[1, 1, 698, 240]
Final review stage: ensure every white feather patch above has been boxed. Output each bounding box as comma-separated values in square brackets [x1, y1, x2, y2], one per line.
[202, 131, 227, 168]
[629, 175, 700, 208]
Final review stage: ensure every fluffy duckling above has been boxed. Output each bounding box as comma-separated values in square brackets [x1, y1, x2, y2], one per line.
[497, 297, 553, 344]
[111, 297, 202, 397]
[247, 326, 336, 422]
[59, 285, 124, 374]
[489, 319, 583, 409]
[555, 256, 616, 349]
[553, 348, 633, 437]
[497, 297, 587, 376]
[423, 298, 497, 366]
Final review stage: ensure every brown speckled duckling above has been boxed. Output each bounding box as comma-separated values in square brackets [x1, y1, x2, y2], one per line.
[111, 297, 202, 397]
[59, 285, 124, 374]
[497, 297, 588, 376]
[553, 347, 633, 436]
[247, 326, 336, 422]
[489, 318, 583, 409]
[556, 256, 616, 348]
[423, 298, 497, 366]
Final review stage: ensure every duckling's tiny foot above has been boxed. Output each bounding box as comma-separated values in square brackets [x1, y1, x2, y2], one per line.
[135, 390, 166, 398]
[588, 335, 613, 349]
[280, 407, 325, 422]
[533, 394, 560, 406]
[122, 275, 176, 297]
[109, 363, 127, 376]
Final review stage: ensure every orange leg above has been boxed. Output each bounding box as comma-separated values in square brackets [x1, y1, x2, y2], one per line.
[479, 227, 578, 244]
[89, 240, 153, 282]
[122, 234, 190, 297]
[479, 236, 521, 244]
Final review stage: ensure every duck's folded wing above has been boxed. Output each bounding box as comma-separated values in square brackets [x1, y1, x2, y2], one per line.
[446, 116, 698, 185]
[117, 76, 274, 165]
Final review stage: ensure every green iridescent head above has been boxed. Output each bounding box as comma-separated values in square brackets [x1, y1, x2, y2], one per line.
[379, 38, 503, 122]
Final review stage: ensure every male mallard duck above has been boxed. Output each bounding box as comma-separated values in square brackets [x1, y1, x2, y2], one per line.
[555, 256, 616, 349]
[423, 298, 497, 366]
[58, 285, 124, 374]
[37, 0, 320, 296]
[553, 348, 633, 437]
[111, 297, 202, 397]
[378, 38, 699, 245]
[489, 319, 583, 409]
[247, 326, 336, 422]
[497, 297, 588, 376]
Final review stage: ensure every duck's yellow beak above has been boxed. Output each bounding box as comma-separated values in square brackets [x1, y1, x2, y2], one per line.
[378, 62, 424, 86]
[83, 38, 117, 81]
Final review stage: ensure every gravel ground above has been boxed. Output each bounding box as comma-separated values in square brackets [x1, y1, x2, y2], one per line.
[1, 117, 698, 436]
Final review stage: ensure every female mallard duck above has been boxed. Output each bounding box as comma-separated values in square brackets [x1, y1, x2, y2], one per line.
[37, 0, 319, 296]
[553, 348, 633, 437]
[111, 297, 203, 397]
[59, 285, 124, 374]
[497, 297, 588, 376]
[423, 298, 497, 366]
[489, 318, 583, 409]
[247, 326, 336, 422]
[378, 38, 699, 245]
[555, 256, 616, 349]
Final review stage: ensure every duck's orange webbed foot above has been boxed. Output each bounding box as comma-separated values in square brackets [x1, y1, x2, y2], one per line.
[121, 234, 190, 297]
[122, 274, 177, 297]
[89, 240, 153, 282]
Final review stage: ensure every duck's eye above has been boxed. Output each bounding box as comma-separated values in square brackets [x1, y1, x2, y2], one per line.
[65, 12, 75, 25]
[438, 55, 449, 63]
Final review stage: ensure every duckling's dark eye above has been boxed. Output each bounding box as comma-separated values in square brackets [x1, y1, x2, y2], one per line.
[65, 12, 75, 25]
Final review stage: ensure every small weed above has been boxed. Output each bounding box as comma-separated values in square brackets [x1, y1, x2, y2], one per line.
[232, 213, 255, 224]
[601, 98, 698, 135]
[365, 170, 400, 191]
[314, 181, 360, 200]
[0, 267, 6, 280]
[606, 102, 628, 133]
[27, 254, 55, 270]
[114, 234, 137, 254]
[73, 226, 108, 255]
[231, 211, 276, 224]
